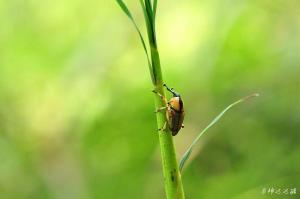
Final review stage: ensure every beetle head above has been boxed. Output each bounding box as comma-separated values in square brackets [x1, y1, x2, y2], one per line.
[171, 91, 180, 97]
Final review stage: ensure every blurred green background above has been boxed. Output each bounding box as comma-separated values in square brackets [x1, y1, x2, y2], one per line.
[0, 0, 299, 198]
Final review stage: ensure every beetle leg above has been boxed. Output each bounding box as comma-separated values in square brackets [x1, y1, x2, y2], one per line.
[158, 122, 167, 132]
[154, 106, 167, 113]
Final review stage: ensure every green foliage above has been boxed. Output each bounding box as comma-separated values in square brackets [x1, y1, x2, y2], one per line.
[0, 0, 299, 198]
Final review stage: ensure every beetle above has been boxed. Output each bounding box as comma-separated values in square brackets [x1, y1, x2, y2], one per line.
[153, 84, 185, 136]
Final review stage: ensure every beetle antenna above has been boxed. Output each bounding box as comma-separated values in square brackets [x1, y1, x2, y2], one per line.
[163, 83, 172, 92]
[163, 83, 180, 97]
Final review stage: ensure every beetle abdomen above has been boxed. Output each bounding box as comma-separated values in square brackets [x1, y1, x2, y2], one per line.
[167, 108, 185, 136]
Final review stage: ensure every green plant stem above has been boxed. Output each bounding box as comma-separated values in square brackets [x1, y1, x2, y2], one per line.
[151, 48, 185, 199]
[115, 1, 185, 197]
[146, 1, 185, 196]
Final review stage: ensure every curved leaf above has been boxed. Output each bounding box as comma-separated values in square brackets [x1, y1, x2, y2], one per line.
[179, 93, 259, 172]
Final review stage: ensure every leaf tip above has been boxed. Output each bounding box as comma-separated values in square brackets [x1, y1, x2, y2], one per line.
[242, 93, 260, 101]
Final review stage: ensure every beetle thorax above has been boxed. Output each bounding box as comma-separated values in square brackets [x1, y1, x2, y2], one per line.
[169, 97, 183, 112]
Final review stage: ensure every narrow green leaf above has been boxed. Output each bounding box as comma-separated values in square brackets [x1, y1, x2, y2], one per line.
[153, 0, 157, 20]
[145, 0, 154, 20]
[179, 149, 192, 172]
[139, 0, 157, 83]
[144, 0, 156, 44]
[115, 0, 155, 83]
[115, 0, 132, 18]
[139, 0, 154, 45]
[179, 93, 260, 172]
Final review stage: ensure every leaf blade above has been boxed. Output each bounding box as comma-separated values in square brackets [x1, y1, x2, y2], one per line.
[179, 93, 259, 172]
[153, 0, 157, 20]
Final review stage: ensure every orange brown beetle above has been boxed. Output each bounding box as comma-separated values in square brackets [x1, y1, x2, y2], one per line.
[153, 84, 185, 136]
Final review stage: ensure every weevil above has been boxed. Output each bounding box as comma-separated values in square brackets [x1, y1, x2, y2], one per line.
[153, 84, 185, 136]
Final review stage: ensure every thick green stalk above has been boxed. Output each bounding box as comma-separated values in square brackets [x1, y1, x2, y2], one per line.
[143, 0, 185, 197]
[151, 47, 185, 199]
[115, 1, 185, 197]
